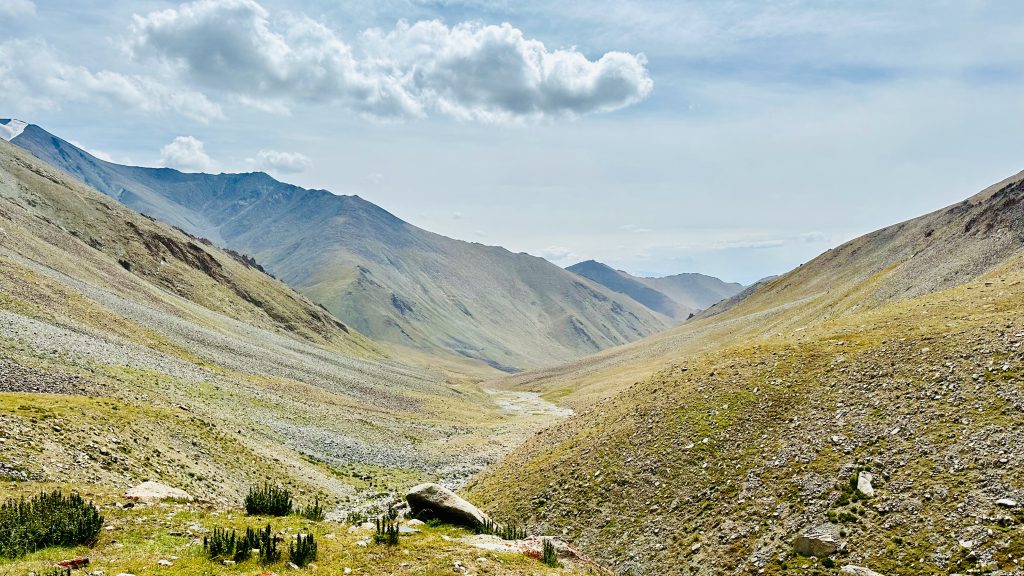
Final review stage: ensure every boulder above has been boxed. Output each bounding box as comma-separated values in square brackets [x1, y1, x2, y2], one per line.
[996, 498, 1018, 508]
[406, 483, 492, 529]
[125, 481, 193, 503]
[841, 566, 885, 576]
[857, 471, 875, 498]
[793, 524, 840, 558]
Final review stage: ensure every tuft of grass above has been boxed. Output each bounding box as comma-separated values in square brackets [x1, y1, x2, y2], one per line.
[257, 523, 281, 565]
[0, 490, 103, 558]
[477, 518, 527, 540]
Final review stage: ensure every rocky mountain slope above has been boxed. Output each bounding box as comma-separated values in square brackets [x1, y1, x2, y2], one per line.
[468, 172, 1024, 574]
[567, 260, 742, 321]
[8, 121, 672, 373]
[0, 137, 571, 509]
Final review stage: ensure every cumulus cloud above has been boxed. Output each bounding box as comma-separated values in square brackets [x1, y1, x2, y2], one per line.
[0, 0, 34, 17]
[253, 149, 312, 174]
[129, 0, 653, 121]
[0, 40, 223, 122]
[160, 136, 216, 172]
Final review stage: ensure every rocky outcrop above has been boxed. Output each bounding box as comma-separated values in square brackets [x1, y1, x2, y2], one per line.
[125, 481, 193, 503]
[841, 566, 885, 576]
[793, 524, 840, 558]
[406, 483, 492, 529]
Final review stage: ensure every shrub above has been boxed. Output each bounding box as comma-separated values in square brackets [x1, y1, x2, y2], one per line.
[257, 524, 281, 565]
[289, 533, 317, 567]
[235, 526, 259, 562]
[374, 511, 399, 546]
[346, 511, 367, 526]
[299, 498, 324, 521]
[44, 568, 71, 576]
[0, 491, 104, 558]
[203, 527, 237, 560]
[245, 484, 293, 516]
[541, 538, 559, 567]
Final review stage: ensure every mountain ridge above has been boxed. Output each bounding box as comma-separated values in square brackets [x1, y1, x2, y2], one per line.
[7, 121, 674, 373]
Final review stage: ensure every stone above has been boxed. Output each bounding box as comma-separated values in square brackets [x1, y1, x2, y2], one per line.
[793, 524, 840, 558]
[406, 483, 492, 529]
[857, 471, 875, 498]
[996, 498, 1018, 508]
[157, 559, 173, 567]
[125, 481, 193, 503]
[841, 566, 885, 576]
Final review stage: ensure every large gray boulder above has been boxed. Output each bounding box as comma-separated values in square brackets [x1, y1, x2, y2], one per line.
[406, 483, 492, 529]
[793, 524, 840, 558]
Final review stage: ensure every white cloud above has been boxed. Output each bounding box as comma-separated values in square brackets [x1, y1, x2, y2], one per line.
[452, 211, 464, 220]
[0, 0, 34, 17]
[252, 149, 312, 174]
[539, 245, 579, 264]
[128, 0, 652, 122]
[0, 40, 223, 123]
[160, 136, 216, 172]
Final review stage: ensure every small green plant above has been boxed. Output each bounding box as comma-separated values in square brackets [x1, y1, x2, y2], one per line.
[0, 491, 104, 558]
[245, 483, 293, 516]
[374, 506, 400, 546]
[477, 518, 527, 540]
[289, 533, 317, 567]
[346, 511, 367, 525]
[203, 527, 237, 560]
[257, 524, 281, 565]
[299, 498, 324, 521]
[541, 538, 559, 567]
[43, 567, 71, 576]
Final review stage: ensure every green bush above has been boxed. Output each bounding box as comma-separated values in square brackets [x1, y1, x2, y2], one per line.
[257, 524, 281, 565]
[203, 527, 237, 560]
[245, 484, 293, 516]
[541, 538, 559, 567]
[289, 533, 317, 567]
[0, 491, 104, 558]
[44, 567, 71, 576]
[299, 498, 324, 521]
[374, 507, 400, 546]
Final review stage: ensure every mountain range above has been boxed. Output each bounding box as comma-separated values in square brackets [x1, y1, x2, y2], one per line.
[566, 260, 743, 320]
[1, 121, 752, 373]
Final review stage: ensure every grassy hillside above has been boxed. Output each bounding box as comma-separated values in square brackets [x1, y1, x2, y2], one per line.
[11, 123, 673, 373]
[493, 172, 1024, 408]
[0, 137, 572, 508]
[468, 174, 1024, 574]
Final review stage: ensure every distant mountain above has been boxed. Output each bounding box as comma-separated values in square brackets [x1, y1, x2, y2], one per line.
[566, 260, 742, 321]
[7, 121, 672, 372]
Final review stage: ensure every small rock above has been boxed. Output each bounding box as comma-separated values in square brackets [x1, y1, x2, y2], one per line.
[157, 559, 173, 567]
[222, 560, 236, 566]
[996, 498, 1018, 508]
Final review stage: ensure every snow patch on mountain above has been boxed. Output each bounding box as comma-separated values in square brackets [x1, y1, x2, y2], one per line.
[0, 119, 28, 142]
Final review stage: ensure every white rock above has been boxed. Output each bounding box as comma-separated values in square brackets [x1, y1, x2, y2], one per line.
[157, 559, 173, 567]
[857, 471, 875, 498]
[996, 498, 1018, 508]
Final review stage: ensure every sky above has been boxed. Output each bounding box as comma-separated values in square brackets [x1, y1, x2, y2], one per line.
[2, 1, 1024, 284]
